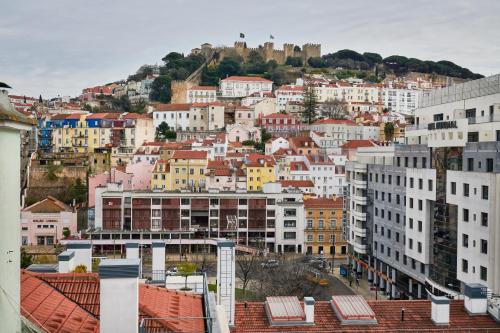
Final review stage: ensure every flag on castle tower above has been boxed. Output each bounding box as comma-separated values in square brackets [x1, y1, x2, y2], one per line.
[270, 34, 274, 39]
[239, 33, 245, 38]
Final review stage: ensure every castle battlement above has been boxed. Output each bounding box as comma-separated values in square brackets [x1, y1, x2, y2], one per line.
[196, 41, 322, 65]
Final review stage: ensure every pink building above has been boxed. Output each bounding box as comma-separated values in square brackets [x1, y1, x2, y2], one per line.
[21, 196, 77, 246]
[88, 161, 153, 207]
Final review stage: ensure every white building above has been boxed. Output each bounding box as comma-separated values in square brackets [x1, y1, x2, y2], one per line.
[265, 137, 289, 155]
[383, 83, 422, 116]
[275, 85, 304, 112]
[220, 76, 273, 98]
[153, 103, 191, 130]
[0, 85, 34, 332]
[187, 86, 217, 104]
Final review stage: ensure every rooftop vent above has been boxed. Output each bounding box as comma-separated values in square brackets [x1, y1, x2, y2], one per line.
[331, 295, 377, 325]
[265, 296, 310, 326]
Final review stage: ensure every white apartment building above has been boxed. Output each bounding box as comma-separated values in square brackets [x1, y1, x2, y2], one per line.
[383, 83, 421, 116]
[313, 82, 383, 104]
[310, 119, 379, 147]
[153, 103, 191, 130]
[187, 86, 217, 104]
[220, 76, 273, 98]
[275, 85, 304, 112]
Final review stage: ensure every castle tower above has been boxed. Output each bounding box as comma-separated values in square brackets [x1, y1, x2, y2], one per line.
[302, 43, 321, 61]
[263, 42, 275, 62]
[283, 43, 295, 61]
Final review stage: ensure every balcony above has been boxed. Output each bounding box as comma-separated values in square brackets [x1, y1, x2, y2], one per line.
[351, 194, 367, 205]
[351, 224, 367, 238]
[352, 242, 367, 254]
[353, 178, 367, 187]
[351, 209, 367, 221]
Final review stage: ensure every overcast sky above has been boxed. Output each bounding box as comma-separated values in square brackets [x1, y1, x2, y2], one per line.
[1, 0, 499, 98]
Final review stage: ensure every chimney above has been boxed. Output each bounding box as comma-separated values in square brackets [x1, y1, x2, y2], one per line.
[58, 250, 75, 273]
[126, 242, 140, 259]
[151, 241, 165, 282]
[99, 258, 140, 333]
[464, 283, 488, 315]
[430, 294, 450, 326]
[66, 240, 92, 272]
[216, 239, 236, 326]
[304, 297, 315, 324]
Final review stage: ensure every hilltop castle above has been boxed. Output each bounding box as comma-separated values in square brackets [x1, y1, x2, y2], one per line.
[191, 41, 321, 65]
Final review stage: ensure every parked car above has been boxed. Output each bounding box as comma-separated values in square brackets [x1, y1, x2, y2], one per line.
[261, 259, 279, 268]
[166, 267, 178, 275]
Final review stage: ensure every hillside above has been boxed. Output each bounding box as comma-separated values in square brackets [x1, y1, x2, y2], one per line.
[123, 46, 483, 104]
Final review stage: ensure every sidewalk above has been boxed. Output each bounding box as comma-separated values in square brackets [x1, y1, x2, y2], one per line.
[330, 267, 389, 300]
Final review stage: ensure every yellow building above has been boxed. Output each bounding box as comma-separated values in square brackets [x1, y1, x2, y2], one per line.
[304, 197, 346, 258]
[379, 121, 405, 142]
[151, 160, 171, 191]
[170, 150, 208, 190]
[243, 154, 276, 191]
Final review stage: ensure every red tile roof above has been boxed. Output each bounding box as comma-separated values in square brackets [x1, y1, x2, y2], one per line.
[221, 76, 272, 83]
[189, 85, 217, 90]
[304, 197, 343, 209]
[276, 85, 304, 92]
[280, 180, 314, 188]
[123, 113, 150, 119]
[313, 119, 356, 125]
[22, 196, 73, 213]
[289, 161, 308, 171]
[155, 103, 192, 111]
[232, 300, 500, 332]
[172, 150, 207, 160]
[85, 112, 120, 120]
[261, 113, 293, 119]
[21, 271, 205, 333]
[140, 284, 204, 333]
[21, 271, 99, 333]
[341, 139, 378, 149]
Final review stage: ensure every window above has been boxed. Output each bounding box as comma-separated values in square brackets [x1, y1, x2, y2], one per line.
[397, 157, 401, 167]
[467, 158, 474, 171]
[463, 208, 469, 222]
[396, 213, 400, 224]
[413, 157, 417, 167]
[451, 182, 456, 195]
[284, 232, 296, 240]
[410, 177, 414, 188]
[409, 218, 414, 229]
[405, 157, 408, 167]
[396, 232, 400, 242]
[409, 238, 413, 249]
[462, 234, 469, 247]
[307, 235, 313, 242]
[422, 157, 427, 168]
[420, 263, 425, 274]
[482, 185, 489, 200]
[318, 220, 324, 229]
[284, 220, 296, 228]
[239, 199, 247, 205]
[468, 132, 479, 142]
[318, 234, 324, 242]
[481, 212, 488, 227]
[480, 239, 488, 254]
[428, 179, 433, 191]
[418, 242, 422, 253]
[462, 259, 468, 273]
[403, 255, 407, 265]
[409, 198, 414, 208]
[396, 176, 401, 186]
[418, 199, 423, 211]
[418, 178, 423, 190]
[307, 220, 313, 228]
[395, 251, 400, 261]
[418, 220, 422, 232]
[480, 266, 487, 281]
[486, 158, 494, 172]
[388, 175, 392, 184]
[463, 183, 469, 197]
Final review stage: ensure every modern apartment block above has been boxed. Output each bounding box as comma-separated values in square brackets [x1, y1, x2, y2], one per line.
[94, 182, 305, 254]
[347, 74, 500, 299]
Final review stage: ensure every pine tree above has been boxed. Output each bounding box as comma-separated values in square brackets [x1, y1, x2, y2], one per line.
[302, 83, 318, 124]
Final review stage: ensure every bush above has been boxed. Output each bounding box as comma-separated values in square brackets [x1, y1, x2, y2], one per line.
[73, 264, 87, 273]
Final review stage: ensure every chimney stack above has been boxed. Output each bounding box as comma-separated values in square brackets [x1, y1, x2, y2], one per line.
[151, 241, 165, 282]
[430, 294, 450, 325]
[66, 241, 92, 272]
[304, 297, 315, 324]
[464, 283, 488, 315]
[58, 250, 75, 273]
[99, 258, 140, 333]
[126, 242, 140, 259]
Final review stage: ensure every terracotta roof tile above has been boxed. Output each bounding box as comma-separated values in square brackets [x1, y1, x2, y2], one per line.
[233, 300, 500, 332]
[304, 197, 343, 208]
[313, 119, 356, 125]
[221, 76, 272, 83]
[172, 150, 207, 160]
[341, 139, 378, 149]
[280, 180, 314, 188]
[155, 103, 192, 111]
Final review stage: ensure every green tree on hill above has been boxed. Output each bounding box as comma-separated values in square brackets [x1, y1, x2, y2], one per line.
[150, 75, 172, 103]
[302, 84, 318, 124]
